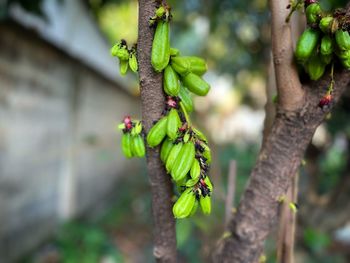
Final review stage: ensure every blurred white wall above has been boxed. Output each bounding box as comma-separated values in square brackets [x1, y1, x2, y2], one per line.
[0, 5, 141, 262]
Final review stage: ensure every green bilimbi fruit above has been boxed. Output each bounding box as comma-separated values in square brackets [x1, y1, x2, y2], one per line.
[167, 108, 181, 140]
[175, 177, 187, 189]
[307, 56, 326, 80]
[164, 65, 180, 96]
[190, 159, 201, 181]
[204, 176, 213, 191]
[129, 52, 138, 73]
[337, 50, 350, 68]
[200, 196, 211, 214]
[201, 143, 212, 164]
[178, 86, 193, 113]
[151, 21, 170, 72]
[146, 116, 168, 147]
[122, 133, 133, 158]
[111, 42, 129, 60]
[119, 60, 129, 76]
[341, 58, 350, 69]
[305, 3, 322, 25]
[193, 128, 208, 143]
[319, 16, 334, 34]
[181, 73, 210, 96]
[172, 188, 196, 218]
[132, 135, 146, 157]
[306, 55, 326, 81]
[320, 35, 334, 56]
[166, 142, 183, 172]
[171, 142, 195, 181]
[170, 56, 191, 76]
[336, 50, 350, 60]
[187, 56, 208, 76]
[160, 139, 174, 162]
[189, 200, 199, 217]
[295, 28, 320, 63]
[186, 178, 199, 187]
[170, 47, 180, 56]
[155, 6, 166, 18]
[335, 29, 350, 51]
[320, 54, 332, 65]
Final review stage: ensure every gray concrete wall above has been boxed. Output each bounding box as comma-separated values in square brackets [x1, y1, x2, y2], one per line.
[0, 22, 141, 262]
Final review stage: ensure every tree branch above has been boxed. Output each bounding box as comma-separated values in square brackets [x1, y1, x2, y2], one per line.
[213, 67, 350, 262]
[137, 1, 177, 262]
[270, 0, 304, 111]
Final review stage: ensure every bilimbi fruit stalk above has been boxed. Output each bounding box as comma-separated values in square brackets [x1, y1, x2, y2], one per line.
[114, 3, 214, 219]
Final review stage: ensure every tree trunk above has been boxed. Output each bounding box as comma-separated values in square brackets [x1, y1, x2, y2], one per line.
[137, 1, 177, 262]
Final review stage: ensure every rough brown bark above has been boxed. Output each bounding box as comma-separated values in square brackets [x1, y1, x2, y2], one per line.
[137, 1, 177, 262]
[213, 69, 350, 262]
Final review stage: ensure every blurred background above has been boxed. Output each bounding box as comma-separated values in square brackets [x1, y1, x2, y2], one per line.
[0, 0, 349, 262]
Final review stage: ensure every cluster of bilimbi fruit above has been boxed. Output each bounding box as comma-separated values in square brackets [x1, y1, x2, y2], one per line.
[295, 0, 350, 80]
[111, 4, 213, 219]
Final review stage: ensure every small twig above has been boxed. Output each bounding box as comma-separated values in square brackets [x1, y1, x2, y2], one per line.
[225, 160, 237, 227]
[276, 174, 298, 263]
[179, 101, 192, 127]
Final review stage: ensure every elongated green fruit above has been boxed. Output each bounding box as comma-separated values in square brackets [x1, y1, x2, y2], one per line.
[319, 16, 334, 34]
[166, 143, 183, 172]
[320, 35, 333, 56]
[146, 116, 168, 147]
[132, 135, 145, 157]
[306, 55, 326, 80]
[186, 178, 198, 187]
[151, 21, 170, 72]
[129, 52, 138, 72]
[201, 143, 212, 164]
[120, 60, 129, 75]
[336, 50, 350, 60]
[193, 127, 208, 143]
[170, 47, 180, 56]
[178, 86, 193, 113]
[173, 188, 196, 218]
[164, 65, 180, 96]
[200, 196, 211, 214]
[190, 159, 201, 181]
[295, 28, 320, 63]
[122, 133, 133, 158]
[189, 200, 199, 217]
[188, 56, 207, 76]
[167, 108, 181, 140]
[155, 6, 165, 18]
[181, 73, 210, 96]
[305, 3, 322, 25]
[111, 43, 129, 60]
[160, 139, 174, 163]
[171, 56, 191, 76]
[204, 176, 213, 191]
[335, 30, 350, 51]
[320, 54, 332, 65]
[341, 58, 350, 69]
[171, 142, 195, 181]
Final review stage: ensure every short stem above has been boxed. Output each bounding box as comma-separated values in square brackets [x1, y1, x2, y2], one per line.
[179, 101, 192, 127]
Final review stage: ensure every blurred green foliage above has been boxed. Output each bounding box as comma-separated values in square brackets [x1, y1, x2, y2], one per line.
[55, 222, 124, 263]
[304, 228, 331, 253]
